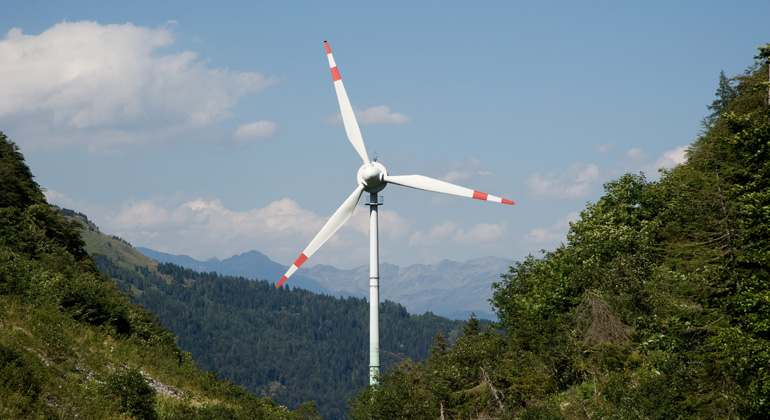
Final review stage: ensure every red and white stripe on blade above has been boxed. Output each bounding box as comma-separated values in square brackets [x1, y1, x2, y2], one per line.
[277, 184, 366, 287]
[384, 174, 515, 205]
[325, 41, 370, 165]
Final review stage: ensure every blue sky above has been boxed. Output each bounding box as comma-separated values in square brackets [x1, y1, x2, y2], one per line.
[1, 1, 768, 274]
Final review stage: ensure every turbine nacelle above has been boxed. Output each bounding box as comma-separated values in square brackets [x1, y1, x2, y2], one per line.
[358, 162, 388, 193]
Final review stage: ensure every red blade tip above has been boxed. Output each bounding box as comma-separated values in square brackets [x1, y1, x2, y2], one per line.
[294, 253, 309, 267]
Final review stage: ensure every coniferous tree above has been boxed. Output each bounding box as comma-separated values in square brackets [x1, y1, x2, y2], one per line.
[0, 131, 46, 209]
[704, 70, 738, 127]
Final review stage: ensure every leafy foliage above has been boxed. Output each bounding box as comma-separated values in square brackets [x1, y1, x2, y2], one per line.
[348, 45, 770, 419]
[103, 367, 158, 419]
[0, 133, 45, 209]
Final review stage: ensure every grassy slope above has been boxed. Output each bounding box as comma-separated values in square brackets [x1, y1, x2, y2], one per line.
[76, 214, 168, 279]
[0, 288, 301, 419]
[0, 211, 310, 419]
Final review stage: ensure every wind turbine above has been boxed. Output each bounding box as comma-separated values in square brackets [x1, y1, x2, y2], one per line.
[277, 41, 515, 385]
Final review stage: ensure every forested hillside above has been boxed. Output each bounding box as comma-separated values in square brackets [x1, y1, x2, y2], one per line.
[137, 246, 513, 320]
[347, 46, 770, 419]
[0, 132, 317, 418]
[75, 216, 467, 420]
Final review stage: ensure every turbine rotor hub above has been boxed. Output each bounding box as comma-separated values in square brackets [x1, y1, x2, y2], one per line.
[358, 162, 388, 193]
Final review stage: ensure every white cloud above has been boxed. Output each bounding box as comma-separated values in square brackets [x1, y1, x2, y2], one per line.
[109, 200, 174, 231]
[453, 222, 508, 243]
[44, 189, 76, 208]
[94, 196, 332, 261]
[408, 220, 458, 246]
[348, 206, 412, 240]
[0, 21, 278, 152]
[527, 163, 600, 198]
[525, 212, 580, 244]
[327, 105, 410, 125]
[408, 220, 507, 246]
[595, 142, 615, 154]
[234, 121, 277, 144]
[529, 147, 688, 202]
[441, 157, 493, 184]
[356, 105, 411, 125]
[52, 192, 401, 266]
[640, 145, 687, 180]
[46, 187, 515, 269]
[611, 145, 689, 181]
[654, 145, 687, 169]
[443, 170, 474, 183]
[626, 148, 646, 159]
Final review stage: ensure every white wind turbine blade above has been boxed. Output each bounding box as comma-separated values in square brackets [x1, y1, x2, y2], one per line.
[325, 41, 370, 165]
[384, 174, 515, 205]
[277, 184, 366, 287]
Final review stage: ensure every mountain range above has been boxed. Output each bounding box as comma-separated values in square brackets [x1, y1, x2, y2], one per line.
[136, 247, 515, 320]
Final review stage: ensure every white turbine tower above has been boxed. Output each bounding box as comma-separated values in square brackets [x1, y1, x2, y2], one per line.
[277, 41, 515, 385]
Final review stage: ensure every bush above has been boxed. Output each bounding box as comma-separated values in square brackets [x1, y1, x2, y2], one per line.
[103, 367, 157, 420]
[0, 343, 45, 417]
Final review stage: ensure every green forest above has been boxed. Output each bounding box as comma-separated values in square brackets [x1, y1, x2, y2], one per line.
[0, 133, 320, 418]
[345, 45, 770, 419]
[84, 233, 466, 420]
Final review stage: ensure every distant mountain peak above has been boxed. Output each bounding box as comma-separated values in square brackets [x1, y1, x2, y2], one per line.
[136, 247, 514, 320]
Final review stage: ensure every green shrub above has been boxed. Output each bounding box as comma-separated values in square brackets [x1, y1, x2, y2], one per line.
[0, 343, 45, 417]
[103, 367, 157, 420]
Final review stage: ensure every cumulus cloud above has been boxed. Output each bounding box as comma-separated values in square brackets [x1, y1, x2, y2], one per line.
[408, 220, 458, 246]
[653, 145, 687, 169]
[46, 186, 515, 269]
[44, 189, 76, 208]
[327, 105, 410, 125]
[527, 163, 600, 198]
[527, 145, 687, 200]
[347, 206, 412, 240]
[356, 105, 411, 125]
[0, 21, 278, 152]
[453, 222, 508, 243]
[612, 145, 689, 180]
[93, 196, 333, 261]
[234, 121, 277, 144]
[525, 212, 580, 244]
[109, 200, 175, 231]
[408, 220, 507, 246]
[440, 157, 495, 184]
[442, 170, 472, 183]
[594, 142, 615, 154]
[48, 190, 403, 266]
[640, 145, 688, 180]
